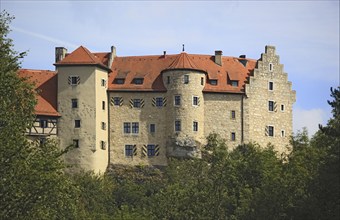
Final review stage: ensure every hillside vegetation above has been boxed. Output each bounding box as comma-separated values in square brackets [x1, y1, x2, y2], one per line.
[1, 11, 339, 220]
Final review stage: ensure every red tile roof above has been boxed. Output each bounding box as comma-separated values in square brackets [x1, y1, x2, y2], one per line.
[55, 46, 111, 71]
[18, 69, 60, 117]
[107, 52, 257, 93]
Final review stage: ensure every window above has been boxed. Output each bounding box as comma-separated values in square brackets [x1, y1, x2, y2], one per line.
[268, 126, 274, 137]
[75, 120, 81, 128]
[125, 145, 134, 157]
[193, 121, 198, 132]
[40, 119, 48, 128]
[210, 80, 217, 85]
[124, 122, 131, 134]
[132, 122, 139, 134]
[184, 75, 189, 84]
[101, 122, 106, 130]
[115, 78, 125, 84]
[100, 141, 106, 150]
[156, 97, 163, 107]
[269, 81, 274, 91]
[134, 78, 144, 84]
[73, 139, 79, 148]
[268, 101, 274, 111]
[201, 77, 204, 85]
[269, 63, 273, 72]
[175, 120, 181, 132]
[231, 81, 238, 87]
[133, 99, 141, 108]
[150, 124, 156, 133]
[174, 95, 181, 106]
[231, 110, 236, 119]
[102, 101, 105, 110]
[113, 97, 121, 106]
[193, 96, 199, 106]
[231, 132, 236, 141]
[147, 144, 156, 157]
[69, 76, 80, 85]
[71, 99, 78, 108]
[281, 130, 285, 137]
[167, 76, 170, 84]
[281, 104, 285, 112]
[101, 79, 106, 87]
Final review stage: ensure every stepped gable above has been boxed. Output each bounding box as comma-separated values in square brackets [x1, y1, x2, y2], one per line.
[107, 52, 257, 93]
[55, 46, 111, 71]
[18, 69, 60, 117]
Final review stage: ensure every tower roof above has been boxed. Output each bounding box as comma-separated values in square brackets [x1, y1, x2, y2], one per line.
[165, 52, 203, 72]
[55, 46, 111, 71]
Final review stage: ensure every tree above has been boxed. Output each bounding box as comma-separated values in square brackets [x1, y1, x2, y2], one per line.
[0, 11, 83, 219]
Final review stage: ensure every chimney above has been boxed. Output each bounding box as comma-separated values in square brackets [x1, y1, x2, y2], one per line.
[108, 45, 116, 68]
[163, 51, 166, 58]
[239, 55, 246, 59]
[214, 50, 222, 66]
[55, 47, 67, 63]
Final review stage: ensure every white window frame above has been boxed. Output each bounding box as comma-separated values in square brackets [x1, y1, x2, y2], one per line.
[175, 120, 181, 132]
[268, 81, 274, 91]
[281, 104, 285, 112]
[269, 63, 273, 72]
[70, 75, 80, 86]
[192, 96, 199, 107]
[281, 130, 285, 137]
[184, 75, 189, 84]
[268, 100, 275, 112]
[268, 125, 274, 137]
[174, 95, 181, 106]
[193, 121, 198, 132]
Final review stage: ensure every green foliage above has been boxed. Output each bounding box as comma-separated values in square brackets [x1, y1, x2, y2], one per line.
[1, 10, 338, 220]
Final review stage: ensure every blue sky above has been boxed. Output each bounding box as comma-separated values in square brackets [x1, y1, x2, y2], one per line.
[2, 0, 339, 137]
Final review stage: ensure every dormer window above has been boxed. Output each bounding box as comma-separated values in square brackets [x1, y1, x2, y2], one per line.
[231, 80, 238, 87]
[115, 78, 125, 84]
[210, 80, 218, 85]
[134, 78, 144, 85]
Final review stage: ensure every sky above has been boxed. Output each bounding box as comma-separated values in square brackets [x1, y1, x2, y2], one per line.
[1, 0, 339, 137]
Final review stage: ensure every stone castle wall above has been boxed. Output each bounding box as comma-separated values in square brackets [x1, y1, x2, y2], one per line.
[244, 46, 296, 153]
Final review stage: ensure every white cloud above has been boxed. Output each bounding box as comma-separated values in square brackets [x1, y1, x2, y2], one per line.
[293, 107, 328, 137]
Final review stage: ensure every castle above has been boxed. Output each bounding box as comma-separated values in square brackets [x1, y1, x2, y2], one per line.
[19, 45, 296, 173]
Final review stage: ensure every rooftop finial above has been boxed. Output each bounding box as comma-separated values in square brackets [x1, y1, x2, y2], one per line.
[182, 44, 185, 52]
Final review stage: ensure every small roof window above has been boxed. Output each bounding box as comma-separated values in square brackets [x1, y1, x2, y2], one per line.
[115, 78, 125, 84]
[134, 78, 144, 85]
[210, 80, 218, 85]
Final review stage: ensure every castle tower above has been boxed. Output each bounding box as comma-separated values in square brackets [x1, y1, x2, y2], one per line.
[55, 46, 111, 173]
[162, 52, 206, 158]
[244, 46, 296, 153]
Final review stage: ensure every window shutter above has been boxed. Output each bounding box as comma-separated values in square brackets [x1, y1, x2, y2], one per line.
[163, 98, 167, 107]
[133, 145, 137, 156]
[142, 145, 147, 157]
[129, 99, 134, 108]
[68, 76, 72, 85]
[197, 97, 200, 106]
[119, 97, 123, 106]
[155, 145, 160, 156]
[274, 102, 277, 112]
[140, 99, 145, 108]
[152, 97, 156, 107]
[76, 76, 80, 85]
[110, 97, 114, 106]
[265, 126, 269, 136]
